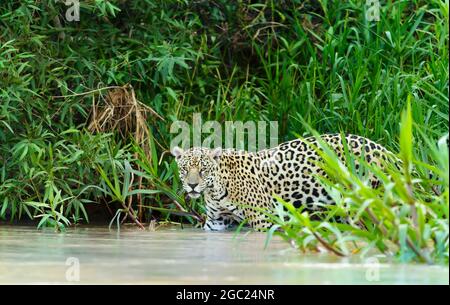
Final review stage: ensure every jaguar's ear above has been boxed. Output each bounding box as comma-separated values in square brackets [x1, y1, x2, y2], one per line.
[171, 146, 184, 159]
[210, 147, 222, 160]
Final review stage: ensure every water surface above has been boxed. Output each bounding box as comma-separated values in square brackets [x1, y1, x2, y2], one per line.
[0, 225, 448, 284]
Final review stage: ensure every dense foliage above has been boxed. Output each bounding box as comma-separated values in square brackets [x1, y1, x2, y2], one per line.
[0, 1, 448, 262]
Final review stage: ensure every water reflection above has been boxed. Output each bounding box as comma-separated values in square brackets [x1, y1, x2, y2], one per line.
[0, 225, 448, 284]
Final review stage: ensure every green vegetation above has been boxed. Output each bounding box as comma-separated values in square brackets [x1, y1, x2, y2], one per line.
[269, 102, 448, 264]
[0, 1, 448, 263]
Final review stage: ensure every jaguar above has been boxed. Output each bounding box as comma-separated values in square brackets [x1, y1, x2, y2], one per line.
[171, 134, 392, 231]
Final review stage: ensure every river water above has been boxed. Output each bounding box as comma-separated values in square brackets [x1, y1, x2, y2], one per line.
[0, 225, 448, 284]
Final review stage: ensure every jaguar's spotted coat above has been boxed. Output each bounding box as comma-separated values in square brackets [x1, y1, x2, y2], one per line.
[172, 134, 391, 231]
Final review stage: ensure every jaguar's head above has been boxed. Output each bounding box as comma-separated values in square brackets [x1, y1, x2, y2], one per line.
[171, 147, 222, 199]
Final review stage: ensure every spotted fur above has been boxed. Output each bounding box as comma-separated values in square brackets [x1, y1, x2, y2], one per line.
[172, 134, 391, 231]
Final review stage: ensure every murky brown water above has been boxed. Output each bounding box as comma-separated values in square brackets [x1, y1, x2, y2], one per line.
[0, 225, 448, 284]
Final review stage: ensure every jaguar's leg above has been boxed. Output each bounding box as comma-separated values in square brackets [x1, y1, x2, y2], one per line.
[248, 216, 273, 231]
[203, 206, 234, 231]
[245, 203, 273, 231]
[242, 191, 274, 231]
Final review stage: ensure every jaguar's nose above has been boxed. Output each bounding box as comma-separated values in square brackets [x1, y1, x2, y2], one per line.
[188, 183, 198, 190]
